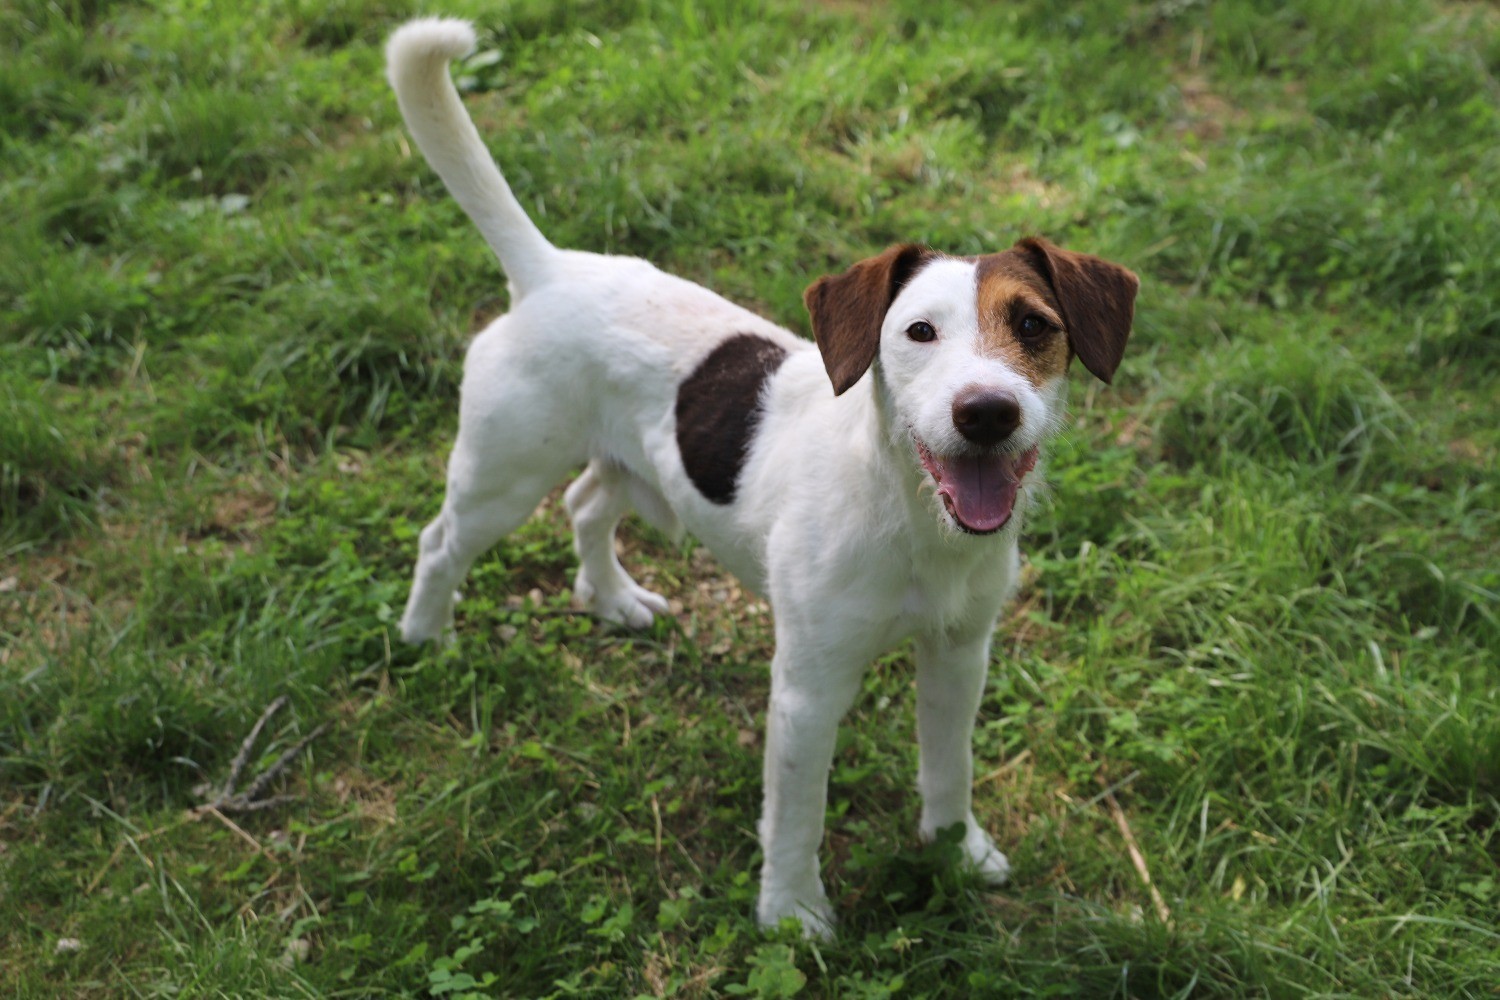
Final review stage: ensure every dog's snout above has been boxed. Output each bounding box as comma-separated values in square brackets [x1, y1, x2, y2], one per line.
[952, 388, 1021, 446]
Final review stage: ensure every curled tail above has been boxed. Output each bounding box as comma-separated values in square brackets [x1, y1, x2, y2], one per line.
[386, 18, 559, 296]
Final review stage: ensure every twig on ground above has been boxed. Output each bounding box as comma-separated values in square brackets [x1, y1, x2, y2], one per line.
[221, 695, 289, 802]
[88, 699, 329, 893]
[200, 697, 329, 815]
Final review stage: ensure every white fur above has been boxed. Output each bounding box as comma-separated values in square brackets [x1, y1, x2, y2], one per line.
[387, 20, 1065, 938]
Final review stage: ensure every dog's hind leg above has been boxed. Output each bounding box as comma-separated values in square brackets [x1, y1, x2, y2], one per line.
[400, 445, 574, 645]
[564, 461, 670, 629]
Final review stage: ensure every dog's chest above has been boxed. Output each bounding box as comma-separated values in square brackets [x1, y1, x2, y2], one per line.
[894, 566, 976, 625]
[797, 535, 1018, 647]
[891, 539, 1021, 631]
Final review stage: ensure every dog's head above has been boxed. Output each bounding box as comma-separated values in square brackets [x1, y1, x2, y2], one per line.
[804, 238, 1138, 535]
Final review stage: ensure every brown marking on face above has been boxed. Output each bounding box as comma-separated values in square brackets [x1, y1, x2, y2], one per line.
[804, 244, 937, 395]
[1015, 237, 1139, 384]
[973, 250, 1071, 388]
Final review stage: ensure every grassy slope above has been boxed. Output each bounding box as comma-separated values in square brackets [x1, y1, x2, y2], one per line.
[2, 0, 1497, 995]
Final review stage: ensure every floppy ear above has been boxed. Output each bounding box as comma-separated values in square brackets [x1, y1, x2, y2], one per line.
[1017, 237, 1139, 384]
[804, 244, 933, 395]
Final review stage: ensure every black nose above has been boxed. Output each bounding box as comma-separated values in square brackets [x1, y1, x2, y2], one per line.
[952, 388, 1021, 445]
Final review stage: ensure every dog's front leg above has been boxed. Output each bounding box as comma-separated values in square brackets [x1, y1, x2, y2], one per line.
[756, 635, 867, 939]
[914, 627, 1010, 884]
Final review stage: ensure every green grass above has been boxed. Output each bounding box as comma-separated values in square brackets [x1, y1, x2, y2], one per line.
[2, 0, 1497, 995]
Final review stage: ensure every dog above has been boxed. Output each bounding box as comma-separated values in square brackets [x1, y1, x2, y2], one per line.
[386, 18, 1137, 938]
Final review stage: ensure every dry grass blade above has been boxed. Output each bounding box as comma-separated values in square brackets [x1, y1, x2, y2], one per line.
[1099, 775, 1172, 926]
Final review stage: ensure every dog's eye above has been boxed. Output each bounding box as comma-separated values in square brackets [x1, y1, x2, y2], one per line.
[1018, 315, 1051, 338]
[906, 321, 936, 343]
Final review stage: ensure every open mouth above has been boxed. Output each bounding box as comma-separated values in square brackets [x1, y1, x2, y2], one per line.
[915, 438, 1039, 535]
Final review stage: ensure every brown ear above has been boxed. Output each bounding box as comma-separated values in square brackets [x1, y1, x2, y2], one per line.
[804, 244, 934, 395]
[1017, 237, 1139, 384]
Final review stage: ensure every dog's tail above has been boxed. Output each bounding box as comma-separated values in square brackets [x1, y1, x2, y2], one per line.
[386, 18, 559, 296]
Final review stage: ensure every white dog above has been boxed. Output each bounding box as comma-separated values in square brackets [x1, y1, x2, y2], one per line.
[387, 18, 1137, 938]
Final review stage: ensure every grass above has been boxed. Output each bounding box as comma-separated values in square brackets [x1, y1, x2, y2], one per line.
[2, 0, 1497, 995]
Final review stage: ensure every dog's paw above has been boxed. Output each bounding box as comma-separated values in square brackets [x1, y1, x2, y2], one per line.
[960, 825, 1010, 886]
[923, 818, 1011, 886]
[969, 844, 1011, 885]
[399, 618, 456, 647]
[757, 888, 836, 941]
[398, 607, 454, 646]
[597, 585, 669, 629]
[575, 572, 669, 630]
[398, 586, 459, 645]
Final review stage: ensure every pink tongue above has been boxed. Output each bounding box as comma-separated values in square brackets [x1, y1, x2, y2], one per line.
[934, 448, 1036, 533]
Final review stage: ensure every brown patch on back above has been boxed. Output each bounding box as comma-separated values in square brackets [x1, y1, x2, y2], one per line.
[675, 334, 789, 505]
[974, 250, 1072, 388]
